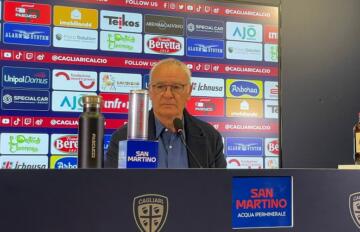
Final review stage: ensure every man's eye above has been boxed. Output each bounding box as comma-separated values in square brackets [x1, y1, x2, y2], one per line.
[156, 85, 166, 90]
[172, 85, 182, 90]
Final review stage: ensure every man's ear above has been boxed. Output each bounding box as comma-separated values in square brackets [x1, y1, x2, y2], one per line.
[187, 85, 192, 100]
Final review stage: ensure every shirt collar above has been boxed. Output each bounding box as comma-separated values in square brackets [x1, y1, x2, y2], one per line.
[154, 115, 185, 139]
[155, 117, 166, 139]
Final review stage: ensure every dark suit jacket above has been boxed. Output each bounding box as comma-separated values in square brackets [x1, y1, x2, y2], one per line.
[106, 109, 227, 168]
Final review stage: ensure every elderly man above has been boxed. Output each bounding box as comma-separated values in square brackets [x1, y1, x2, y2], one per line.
[106, 58, 226, 168]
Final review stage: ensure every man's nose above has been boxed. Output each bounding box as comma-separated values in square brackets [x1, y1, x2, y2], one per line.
[163, 86, 174, 97]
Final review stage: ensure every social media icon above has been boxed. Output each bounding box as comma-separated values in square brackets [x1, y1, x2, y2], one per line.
[1, 118, 11, 125]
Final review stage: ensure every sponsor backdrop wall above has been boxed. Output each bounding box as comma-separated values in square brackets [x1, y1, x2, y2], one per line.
[0, 0, 279, 169]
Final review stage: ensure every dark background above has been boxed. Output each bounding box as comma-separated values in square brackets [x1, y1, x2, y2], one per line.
[234, 0, 360, 168]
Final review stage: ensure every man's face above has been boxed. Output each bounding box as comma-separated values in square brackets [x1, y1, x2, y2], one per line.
[149, 63, 191, 119]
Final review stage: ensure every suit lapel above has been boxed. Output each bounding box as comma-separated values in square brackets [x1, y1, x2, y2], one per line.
[148, 109, 156, 140]
[183, 110, 208, 168]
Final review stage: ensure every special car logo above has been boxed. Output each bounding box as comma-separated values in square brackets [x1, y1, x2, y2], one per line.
[350, 192, 360, 229]
[133, 194, 169, 232]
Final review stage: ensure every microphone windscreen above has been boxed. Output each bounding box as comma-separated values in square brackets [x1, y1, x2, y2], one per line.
[173, 118, 183, 133]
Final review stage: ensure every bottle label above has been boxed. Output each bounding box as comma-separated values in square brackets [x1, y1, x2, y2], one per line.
[356, 133, 360, 153]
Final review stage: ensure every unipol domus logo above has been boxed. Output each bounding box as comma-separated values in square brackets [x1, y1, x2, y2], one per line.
[133, 194, 169, 232]
[349, 192, 360, 229]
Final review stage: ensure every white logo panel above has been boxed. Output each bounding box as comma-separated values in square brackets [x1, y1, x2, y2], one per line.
[265, 157, 279, 169]
[191, 77, 224, 97]
[0, 133, 49, 154]
[226, 22, 262, 42]
[226, 41, 262, 61]
[264, 44, 278, 62]
[100, 31, 142, 53]
[0, 155, 48, 169]
[264, 81, 278, 99]
[99, 72, 142, 93]
[100, 10, 142, 33]
[52, 91, 97, 112]
[144, 34, 184, 56]
[52, 69, 97, 92]
[51, 134, 78, 155]
[264, 100, 279, 119]
[53, 27, 98, 50]
[226, 157, 263, 169]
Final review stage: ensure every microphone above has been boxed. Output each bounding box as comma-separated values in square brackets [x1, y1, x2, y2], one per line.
[173, 118, 203, 168]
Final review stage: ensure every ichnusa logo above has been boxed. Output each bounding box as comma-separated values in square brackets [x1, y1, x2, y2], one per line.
[1, 89, 50, 111]
[186, 38, 224, 58]
[226, 137, 264, 156]
[0, 156, 48, 169]
[52, 69, 97, 92]
[226, 79, 263, 99]
[100, 10, 142, 33]
[191, 77, 224, 97]
[2, 66, 50, 89]
[52, 91, 97, 112]
[100, 31, 142, 53]
[133, 194, 169, 232]
[3, 22, 51, 46]
[144, 34, 184, 56]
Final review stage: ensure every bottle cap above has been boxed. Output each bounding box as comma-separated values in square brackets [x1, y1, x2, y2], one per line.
[82, 95, 102, 108]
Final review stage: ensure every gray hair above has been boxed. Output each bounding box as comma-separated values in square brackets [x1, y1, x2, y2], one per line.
[149, 58, 192, 84]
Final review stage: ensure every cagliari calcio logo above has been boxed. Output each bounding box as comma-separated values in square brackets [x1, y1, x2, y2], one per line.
[133, 194, 169, 232]
[349, 192, 360, 229]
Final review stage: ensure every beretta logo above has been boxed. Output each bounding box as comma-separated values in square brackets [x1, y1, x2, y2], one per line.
[2, 66, 50, 89]
[100, 10, 142, 33]
[51, 134, 78, 155]
[349, 192, 360, 229]
[133, 194, 169, 232]
[144, 34, 184, 56]
[145, 14, 184, 36]
[265, 138, 279, 156]
[4, 1, 51, 25]
[3, 22, 51, 46]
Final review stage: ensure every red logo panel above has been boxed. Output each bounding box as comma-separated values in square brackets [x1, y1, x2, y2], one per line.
[186, 97, 224, 117]
[100, 93, 129, 114]
[264, 25, 278, 44]
[4, 1, 51, 25]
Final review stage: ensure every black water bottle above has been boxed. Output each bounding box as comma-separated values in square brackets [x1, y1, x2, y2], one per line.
[78, 95, 104, 168]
